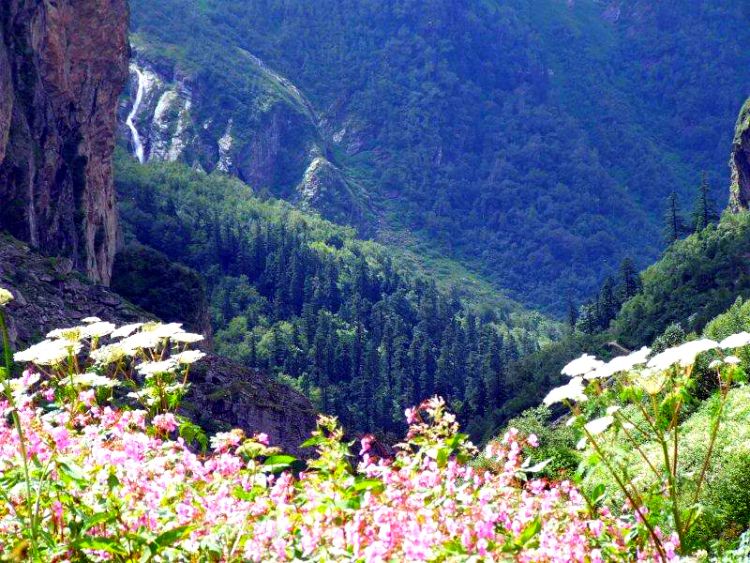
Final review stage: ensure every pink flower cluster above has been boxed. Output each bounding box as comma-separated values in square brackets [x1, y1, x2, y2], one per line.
[0, 376, 674, 561]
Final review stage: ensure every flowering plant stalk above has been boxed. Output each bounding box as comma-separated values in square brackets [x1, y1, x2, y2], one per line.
[546, 337, 748, 555]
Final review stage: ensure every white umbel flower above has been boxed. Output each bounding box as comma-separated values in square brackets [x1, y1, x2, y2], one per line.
[142, 322, 184, 339]
[81, 316, 102, 324]
[0, 287, 14, 306]
[647, 339, 718, 370]
[543, 376, 588, 406]
[724, 355, 741, 365]
[70, 373, 119, 388]
[82, 321, 116, 339]
[111, 323, 144, 339]
[584, 415, 614, 436]
[137, 359, 178, 377]
[14, 339, 81, 366]
[174, 350, 206, 365]
[561, 354, 604, 378]
[586, 346, 652, 380]
[719, 332, 750, 350]
[172, 332, 205, 344]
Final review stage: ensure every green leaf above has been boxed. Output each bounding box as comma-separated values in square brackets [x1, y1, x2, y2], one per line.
[75, 536, 128, 556]
[152, 525, 193, 549]
[82, 512, 116, 533]
[58, 460, 87, 484]
[353, 479, 384, 492]
[262, 454, 297, 473]
[301, 435, 325, 448]
[517, 518, 542, 546]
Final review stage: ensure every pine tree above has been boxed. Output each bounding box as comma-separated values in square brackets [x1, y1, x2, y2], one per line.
[566, 299, 578, 329]
[692, 171, 718, 232]
[664, 191, 687, 244]
[618, 257, 641, 301]
[596, 275, 619, 329]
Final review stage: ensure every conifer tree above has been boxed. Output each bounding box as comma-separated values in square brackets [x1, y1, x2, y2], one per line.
[618, 257, 641, 301]
[692, 171, 718, 232]
[664, 191, 687, 244]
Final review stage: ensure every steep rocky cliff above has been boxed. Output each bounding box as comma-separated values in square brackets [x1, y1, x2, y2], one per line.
[119, 50, 374, 235]
[0, 0, 129, 285]
[730, 98, 750, 212]
[0, 233, 316, 455]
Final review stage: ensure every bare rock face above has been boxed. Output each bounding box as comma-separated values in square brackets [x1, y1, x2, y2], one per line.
[0, 0, 129, 285]
[730, 99, 750, 212]
[0, 233, 317, 455]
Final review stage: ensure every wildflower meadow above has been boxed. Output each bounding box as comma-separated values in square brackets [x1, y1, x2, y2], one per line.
[1, 286, 747, 560]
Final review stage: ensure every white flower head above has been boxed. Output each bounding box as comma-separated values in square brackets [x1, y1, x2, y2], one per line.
[111, 323, 144, 339]
[14, 339, 81, 366]
[142, 322, 184, 339]
[119, 331, 162, 353]
[172, 332, 204, 344]
[174, 350, 206, 365]
[647, 339, 718, 370]
[576, 437, 588, 450]
[70, 373, 119, 388]
[46, 326, 83, 342]
[81, 316, 102, 324]
[724, 355, 741, 365]
[605, 405, 621, 415]
[632, 368, 667, 395]
[90, 343, 129, 365]
[708, 359, 723, 369]
[0, 287, 14, 306]
[719, 332, 750, 350]
[543, 376, 588, 406]
[136, 359, 178, 377]
[82, 321, 116, 339]
[562, 354, 604, 378]
[584, 415, 614, 436]
[589, 347, 652, 380]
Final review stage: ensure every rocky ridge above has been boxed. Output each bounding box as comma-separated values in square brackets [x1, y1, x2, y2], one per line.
[119, 50, 374, 234]
[730, 98, 750, 212]
[0, 0, 129, 284]
[0, 233, 316, 455]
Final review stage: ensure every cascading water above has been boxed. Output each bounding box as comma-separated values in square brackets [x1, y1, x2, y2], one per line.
[126, 66, 146, 164]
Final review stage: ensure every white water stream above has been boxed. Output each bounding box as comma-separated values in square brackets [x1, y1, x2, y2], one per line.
[126, 66, 146, 164]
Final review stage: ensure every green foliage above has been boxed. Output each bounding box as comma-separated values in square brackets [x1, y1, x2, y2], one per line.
[500, 406, 579, 479]
[127, 0, 750, 312]
[115, 155, 553, 435]
[613, 213, 750, 348]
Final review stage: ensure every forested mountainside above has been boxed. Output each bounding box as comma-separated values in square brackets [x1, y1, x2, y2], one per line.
[114, 152, 556, 438]
[486, 98, 750, 438]
[125, 0, 750, 312]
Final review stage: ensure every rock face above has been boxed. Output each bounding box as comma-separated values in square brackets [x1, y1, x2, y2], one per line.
[120, 53, 374, 234]
[730, 99, 750, 212]
[298, 156, 371, 230]
[0, 234, 317, 455]
[0, 1, 129, 285]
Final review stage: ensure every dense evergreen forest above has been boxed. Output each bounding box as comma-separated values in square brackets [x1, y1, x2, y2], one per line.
[114, 154, 556, 437]
[128, 0, 750, 312]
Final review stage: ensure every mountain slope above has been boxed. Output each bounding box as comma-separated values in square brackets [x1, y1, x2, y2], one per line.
[114, 153, 559, 436]
[126, 0, 750, 313]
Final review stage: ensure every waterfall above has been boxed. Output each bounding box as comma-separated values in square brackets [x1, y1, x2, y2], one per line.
[126, 66, 146, 164]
